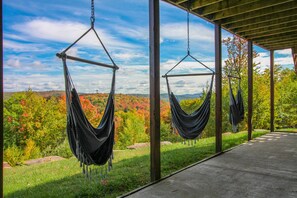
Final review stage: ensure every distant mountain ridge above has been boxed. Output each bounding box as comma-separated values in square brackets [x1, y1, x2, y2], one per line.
[4, 90, 202, 101]
[130, 93, 202, 101]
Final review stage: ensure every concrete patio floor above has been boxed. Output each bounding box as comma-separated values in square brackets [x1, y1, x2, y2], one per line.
[126, 132, 297, 198]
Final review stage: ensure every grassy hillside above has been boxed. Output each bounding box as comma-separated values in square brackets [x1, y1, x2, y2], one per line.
[4, 131, 267, 198]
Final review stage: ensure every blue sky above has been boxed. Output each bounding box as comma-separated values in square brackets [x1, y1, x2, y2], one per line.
[3, 0, 294, 95]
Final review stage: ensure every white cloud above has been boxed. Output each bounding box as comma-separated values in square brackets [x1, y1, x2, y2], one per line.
[4, 58, 213, 95]
[4, 33, 28, 41]
[275, 49, 292, 55]
[6, 58, 21, 68]
[67, 47, 79, 57]
[113, 52, 145, 60]
[161, 59, 215, 72]
[4, 55, 57, 72]
[258, 52, 268, 57]
[12, 18, 137, 51]
[115, 26, 148, 40]
[32, 61, 43, 67]
[161, 22, 214, 43]
[3, 39, 51, 52]
[4, 73, 65, 92]
[275, 57, 294, 66]
[255, 51, 294, 69]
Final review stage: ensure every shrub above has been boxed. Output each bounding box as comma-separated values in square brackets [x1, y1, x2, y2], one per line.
[42, 139, 73, 158]
[4, 145, 24, 166]
[116, 111, 148, 149]
[4, 90, 66, 152]
[23, 139, 41, 160]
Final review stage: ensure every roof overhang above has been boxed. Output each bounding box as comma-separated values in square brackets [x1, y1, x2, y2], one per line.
[162, 0, 297, 51]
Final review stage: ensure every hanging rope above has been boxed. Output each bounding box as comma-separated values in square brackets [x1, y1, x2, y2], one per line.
[164, 0, 214, 77]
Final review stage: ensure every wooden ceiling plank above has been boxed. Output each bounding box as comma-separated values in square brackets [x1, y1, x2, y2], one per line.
[197, 0, 259, 16]
[253, 34, 297, 44]
[264, 40, 297, 45]
[265, 43, 297, 50]
[260, 37, 297, 45]
[227, 12, 297, 30]
[175, 0, 189, 5]
[220, 2, 297, 25]
[241, 24, 297, 38]
[233, 16, 297, 34]
[263, 43, 297, 49]
[247, 29, 297, 40]
[209, 0, 294, 21]
[190, 0, 222, 10]
[267, 46, 295, 50]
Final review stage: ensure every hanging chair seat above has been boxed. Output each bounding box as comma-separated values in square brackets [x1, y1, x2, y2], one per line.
[228, 76, 244, 132]
[163, 7, 215, 140]
[168, 83, 213, 139]
[56, 0, 119, 176]
[166, 74, 214, 139]
[63, 58, 116, 166]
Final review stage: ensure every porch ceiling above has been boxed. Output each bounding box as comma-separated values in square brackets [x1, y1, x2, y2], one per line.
[163, 0, 297, 50]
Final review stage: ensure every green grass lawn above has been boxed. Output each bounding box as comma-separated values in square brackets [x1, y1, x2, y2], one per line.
[276, 128, 297, 132]
[4, 131, 267, 198]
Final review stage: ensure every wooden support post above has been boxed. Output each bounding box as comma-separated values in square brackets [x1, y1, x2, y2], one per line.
[149, 0, 161, 182]
[215, 24, 222, 153]
[270, 50, 274, 132]
[292, 47, 297, 75]
[0, 1, 3, 196]
[247, 40, 253, 141]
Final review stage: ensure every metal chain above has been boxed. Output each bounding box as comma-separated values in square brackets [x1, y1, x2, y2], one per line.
[187, 10, 190, 54]
[90, 0, 95, 27]
[187, 1, 192, 54]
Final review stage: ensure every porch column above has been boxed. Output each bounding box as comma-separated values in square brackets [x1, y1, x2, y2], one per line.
[270, 50, 274, 132]
[292, 47, 297, 75]
[0, 2, 4, 197]
[247, 40, 253, 141]
[215, 24, 222, 153]
[149, 0, 161, 182]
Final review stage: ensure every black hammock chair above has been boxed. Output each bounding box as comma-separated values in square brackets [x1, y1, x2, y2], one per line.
[163, 8, 215, 140]
[228, 75, 244, 132]
[56, 0, 119, 176]
[165, 74, 214, 139]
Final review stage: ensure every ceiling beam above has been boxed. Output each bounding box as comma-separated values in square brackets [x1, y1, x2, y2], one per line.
[259, 37, 297, 45]
[269, 46, 295, 50]
[190, 0, 222, 10]
[222, 12, 297, 31]
[252, 35, 297, 47]
[196, 0, 259, 16]
[264, 40, 297, 46]
[219, 2, 297, 25]
[260, 39, 297, 47]
[241, 24, 297, 38]
[175, 0, 188, 4]
[247, 30, 297, 40]
[233, 15, 297, 34]
[207, 0, 294, 21]
[253, 34, 297, 43]
[263, 44, 297, 51]
[265, 43, 297, 50]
